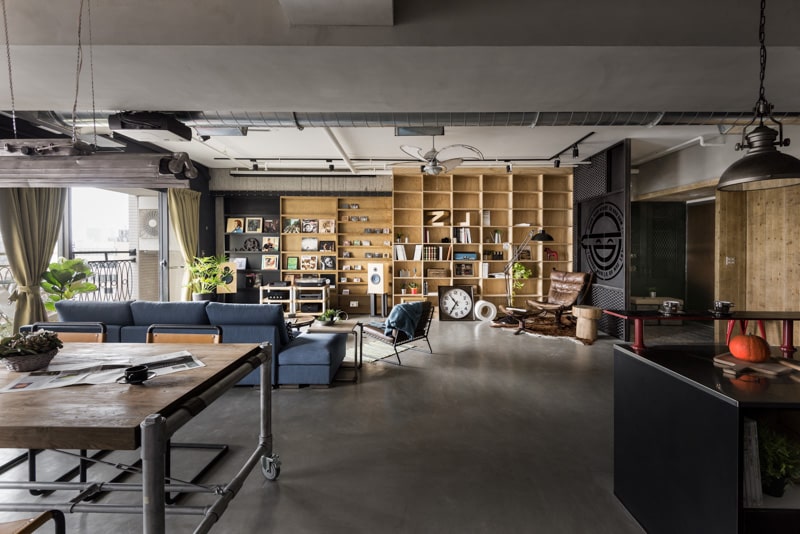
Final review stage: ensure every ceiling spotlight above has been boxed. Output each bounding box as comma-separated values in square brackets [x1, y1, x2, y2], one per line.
[572, 145, 579, 159]
[554, 159, 561, 168]
[717, 0, 800, 191]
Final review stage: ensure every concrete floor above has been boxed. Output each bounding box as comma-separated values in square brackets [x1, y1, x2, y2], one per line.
[0, 319, 712, 533]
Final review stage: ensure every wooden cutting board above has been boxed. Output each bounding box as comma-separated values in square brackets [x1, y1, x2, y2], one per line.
[713, 353, 793, 377]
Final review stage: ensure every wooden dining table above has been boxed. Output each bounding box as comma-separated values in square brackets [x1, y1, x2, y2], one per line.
[0, 342, 276, 534]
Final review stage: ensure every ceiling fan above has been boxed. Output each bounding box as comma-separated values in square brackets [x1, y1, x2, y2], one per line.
[400, 137, 484, 175]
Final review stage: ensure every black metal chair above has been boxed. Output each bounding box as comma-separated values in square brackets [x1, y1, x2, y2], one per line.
[362, 301, 434, 365]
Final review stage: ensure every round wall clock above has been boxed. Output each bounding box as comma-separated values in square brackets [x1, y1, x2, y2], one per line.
[438, 285, 475, 321]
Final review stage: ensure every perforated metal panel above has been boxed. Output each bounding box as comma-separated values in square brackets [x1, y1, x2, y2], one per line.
[594, 284, 627, 340]
[574, 152, 608, 203]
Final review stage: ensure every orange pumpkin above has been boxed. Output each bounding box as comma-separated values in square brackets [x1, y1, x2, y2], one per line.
[729, 334, 771, 362]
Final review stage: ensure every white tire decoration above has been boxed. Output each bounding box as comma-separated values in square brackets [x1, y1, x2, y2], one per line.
[474, 300, 497, 321]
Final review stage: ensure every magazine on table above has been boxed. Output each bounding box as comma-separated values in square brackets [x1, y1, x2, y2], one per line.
[0, 350, 205, 392]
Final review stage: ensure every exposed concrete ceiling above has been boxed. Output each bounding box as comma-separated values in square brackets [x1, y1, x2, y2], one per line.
[2, 0, 800, 196]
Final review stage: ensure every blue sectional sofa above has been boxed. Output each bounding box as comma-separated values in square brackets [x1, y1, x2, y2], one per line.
[51, 300, 347, 387]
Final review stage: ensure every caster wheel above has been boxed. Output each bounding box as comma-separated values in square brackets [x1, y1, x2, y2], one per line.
[261, 455, 281, 481]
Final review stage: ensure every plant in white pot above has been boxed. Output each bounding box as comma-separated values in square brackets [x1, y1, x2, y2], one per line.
[186, 256, 227, 301]
[0, 330, 63, 372]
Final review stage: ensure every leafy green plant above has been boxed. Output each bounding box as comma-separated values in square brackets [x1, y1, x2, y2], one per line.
[186, 256, 227, 295]
[407, 281, 418, 289]
[40, 257, 98, 312]
[759, 424, 800, 496]
[0, 330, 63, 358]
[510, 262, 532, 304]
[317, 309, 344, 322]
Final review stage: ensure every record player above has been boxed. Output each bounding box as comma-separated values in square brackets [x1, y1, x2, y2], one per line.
[295, 278, 328, 287]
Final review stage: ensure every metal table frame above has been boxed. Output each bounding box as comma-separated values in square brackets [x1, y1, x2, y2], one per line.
[0, 343, 279, 534]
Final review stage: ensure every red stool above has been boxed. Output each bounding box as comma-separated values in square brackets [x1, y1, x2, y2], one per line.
[726, 319, 767, 344]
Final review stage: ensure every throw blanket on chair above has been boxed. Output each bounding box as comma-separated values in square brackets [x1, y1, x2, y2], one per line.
[384, 301, 423, 339]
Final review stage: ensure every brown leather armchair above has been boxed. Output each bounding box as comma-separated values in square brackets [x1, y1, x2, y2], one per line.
[498, 269, 592, 333]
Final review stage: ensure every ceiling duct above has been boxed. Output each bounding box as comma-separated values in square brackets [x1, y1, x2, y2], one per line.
[109, 112, 193, 142]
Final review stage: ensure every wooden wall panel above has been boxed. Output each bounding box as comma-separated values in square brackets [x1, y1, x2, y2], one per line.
[718, 185, 800, 345]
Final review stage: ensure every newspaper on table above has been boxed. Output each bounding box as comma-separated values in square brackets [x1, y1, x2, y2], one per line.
[0, 350, 204, 393]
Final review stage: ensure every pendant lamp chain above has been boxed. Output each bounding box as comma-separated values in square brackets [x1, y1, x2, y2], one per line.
[1, 0, 17, 139]
[757, 0, 768, 122]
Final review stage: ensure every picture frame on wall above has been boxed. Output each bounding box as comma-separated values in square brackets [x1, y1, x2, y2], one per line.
[283, 218, 300, 233]
[286, 256, 299, 270]
[217, 262, 237, 294]
[320, 255, 336, 270]
[245, 217, 262, 233]
[262, 219, 279, 233]
[319, 219, 336, 233]
[300, 255, 318, 270]
[262, 236, 279, 252]
[262, 255, 279, 270]
[318, 240, 335, 252]
[226, 218, 244, 233]
[301, 237, 318, 251]
[301, 219, 319, 233]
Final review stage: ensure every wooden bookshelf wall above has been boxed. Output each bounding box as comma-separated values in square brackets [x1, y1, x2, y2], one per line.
[392, 168, 574, 308]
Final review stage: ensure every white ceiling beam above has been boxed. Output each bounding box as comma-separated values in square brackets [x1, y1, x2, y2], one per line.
[278, 0, 393, 26]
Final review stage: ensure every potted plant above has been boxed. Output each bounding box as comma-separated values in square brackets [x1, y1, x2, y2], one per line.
[40, 257, 98, 312]
[186, 255, 227, 301]
[315, 309, 346, 326]
[649, 287, 657, 298]
[407, 281, 419, 295]
[0, 330, 63, 372]
[400, 283, 407, 295]
[759, 424, 800, 497]
[510, 262, 532, 305]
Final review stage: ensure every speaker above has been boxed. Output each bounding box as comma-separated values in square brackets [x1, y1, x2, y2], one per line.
[367, 262, 390, 294]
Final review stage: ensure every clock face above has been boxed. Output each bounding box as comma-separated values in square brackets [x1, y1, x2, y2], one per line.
[438, 286, 474, 320]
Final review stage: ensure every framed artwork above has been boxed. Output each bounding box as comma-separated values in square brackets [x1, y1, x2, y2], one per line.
[262, 255, 279, 270]
[241, 237, 260, 251]
[245, 217, 262, 233]
[245, 272, 260, 288]
[320, 255, 336, 270]
[301, 237, 318, 251]
[318, 240, 335, 252]
[455, 263, 474, 276]
[516, 245, 532, 261]
[262, 236, 279, 252]
[226, 218, 244, 233]
[319, 219, 336, 233]
[301, 219, 319, 233]
[342, 240, 351, 246]
[283, 218, 300, 233]
[283, 273, 297, 285]
[232, 257, 247, 270]
[300, 255, 318, 270]
[217, 262, 237, 294]
[286, 256, 299, 270]
[263, 219, 279, 233]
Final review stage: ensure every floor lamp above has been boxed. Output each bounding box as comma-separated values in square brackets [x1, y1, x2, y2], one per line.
[503, 228, 553, 307]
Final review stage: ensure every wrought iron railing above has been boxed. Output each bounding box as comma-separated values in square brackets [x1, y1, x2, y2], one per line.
[73, 250, 136, 302]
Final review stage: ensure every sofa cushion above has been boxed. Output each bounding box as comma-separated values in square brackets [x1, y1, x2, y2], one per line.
[279, 333, 347, 366]
[206, 302, 289, 346]
[55, 300, 135, 326]
[130, 301, 210, 326]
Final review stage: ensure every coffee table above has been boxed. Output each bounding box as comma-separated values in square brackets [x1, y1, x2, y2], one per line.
[307, 319, 363, 382]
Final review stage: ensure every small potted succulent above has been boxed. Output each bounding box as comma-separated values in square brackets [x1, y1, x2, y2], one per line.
[407, 281, 419, 295]
[0, 330, 63, 372]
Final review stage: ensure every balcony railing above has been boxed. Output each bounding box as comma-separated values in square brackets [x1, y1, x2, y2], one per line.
[73, 250, 136, 302]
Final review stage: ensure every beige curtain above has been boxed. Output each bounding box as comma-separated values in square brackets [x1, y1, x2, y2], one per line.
[167, 188, 201, 301]
[0, 188, 66, 332]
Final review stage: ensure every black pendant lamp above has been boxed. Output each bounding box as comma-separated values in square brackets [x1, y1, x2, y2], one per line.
[717, 0, 800, 192]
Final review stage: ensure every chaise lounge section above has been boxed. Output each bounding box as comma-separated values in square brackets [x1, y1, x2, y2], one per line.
[51, 300, 347, 387]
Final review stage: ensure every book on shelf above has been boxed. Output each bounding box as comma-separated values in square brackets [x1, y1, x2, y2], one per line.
[413, 244, 423, 261]
[394, 244, 407, 260]
[481, 262, 489, 278]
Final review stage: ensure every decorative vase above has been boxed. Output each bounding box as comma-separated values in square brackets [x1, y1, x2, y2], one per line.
[2, 348, 58, 372]
[410, 288, 418, 294]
